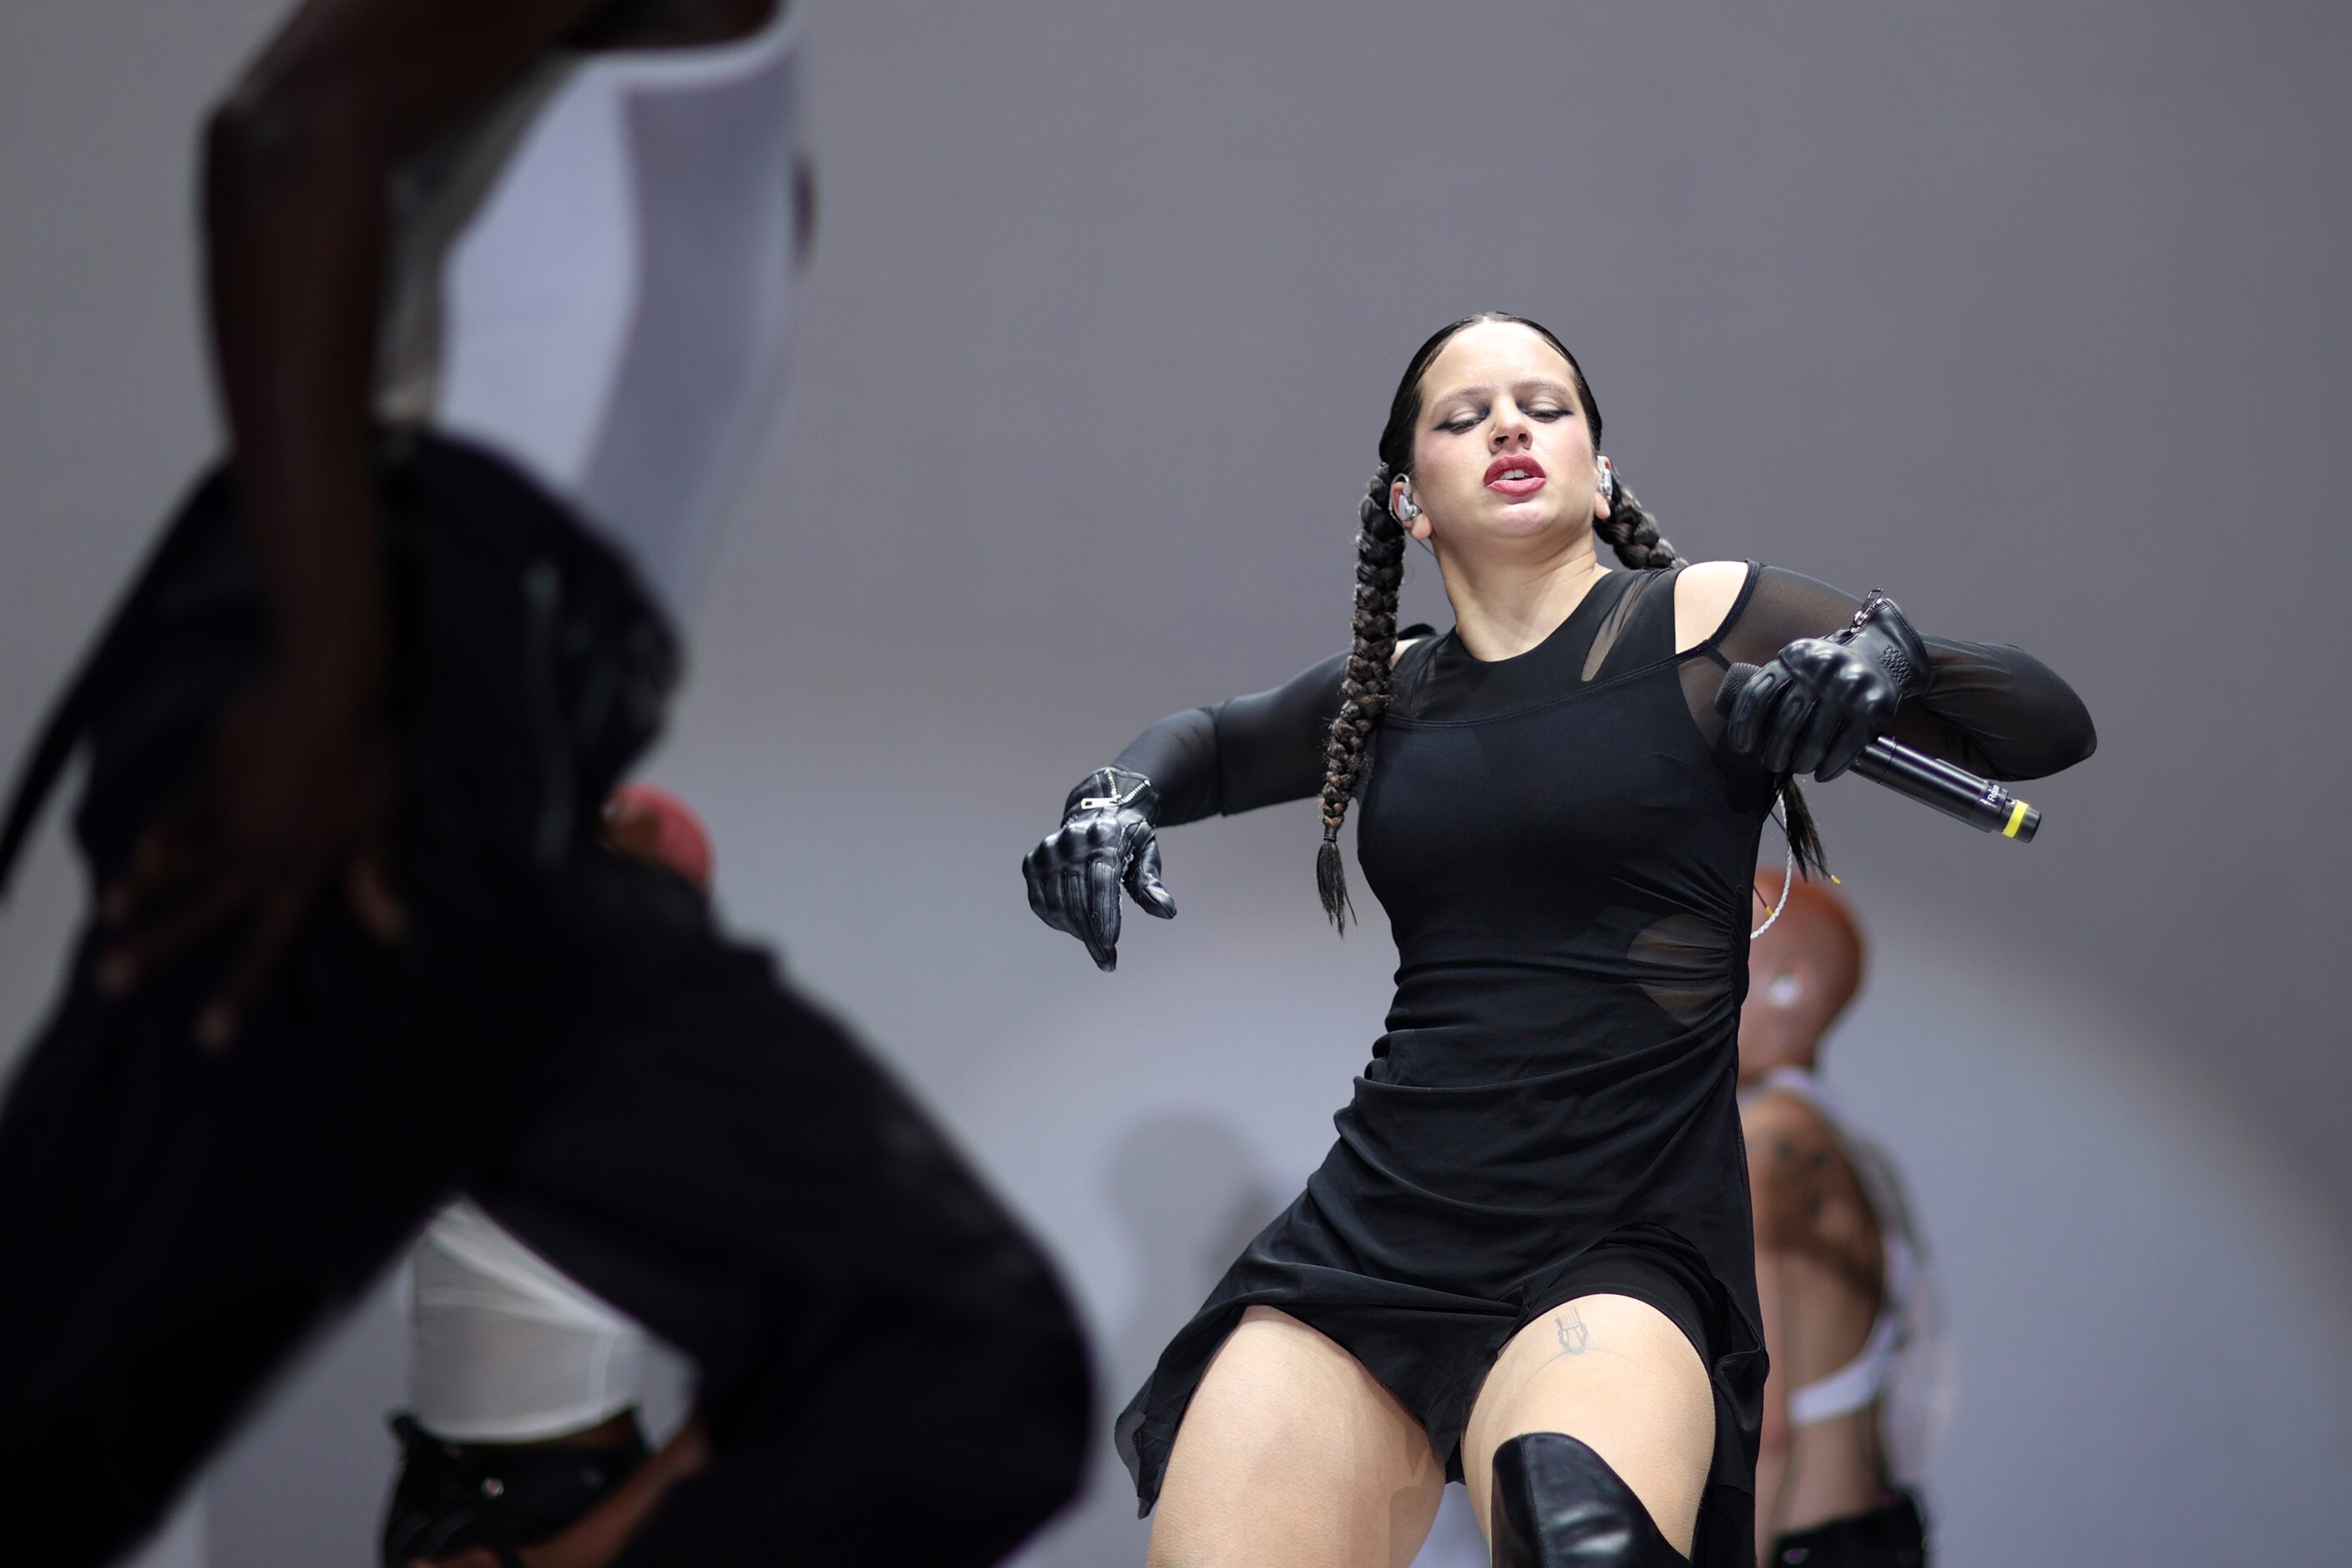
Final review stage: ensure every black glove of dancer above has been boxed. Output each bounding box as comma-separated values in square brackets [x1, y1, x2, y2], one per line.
[1727, 592, 1932, 781]
[1022, 767, 1177, 971]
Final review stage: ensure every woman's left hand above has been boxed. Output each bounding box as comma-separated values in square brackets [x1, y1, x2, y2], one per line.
[1725, 594, 1930, 781]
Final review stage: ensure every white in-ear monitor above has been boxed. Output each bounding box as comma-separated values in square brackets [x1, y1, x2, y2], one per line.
[1391, 478, 1422, 524]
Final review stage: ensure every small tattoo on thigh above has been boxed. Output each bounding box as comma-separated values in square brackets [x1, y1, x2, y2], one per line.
[1539, 1306, 1632, 1368]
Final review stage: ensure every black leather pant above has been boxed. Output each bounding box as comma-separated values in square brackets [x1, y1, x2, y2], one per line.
[0, 436, 1090, 1567]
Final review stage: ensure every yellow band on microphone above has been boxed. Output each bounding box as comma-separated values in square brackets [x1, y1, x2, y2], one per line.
[2002, 799, 2031, 837]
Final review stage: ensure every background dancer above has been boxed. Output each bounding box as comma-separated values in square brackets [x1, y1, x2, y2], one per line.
[1740, 870, 1945, 1568]
[386, 785, 714, 1568]
[0, 3, 1087, 1563]
[1023, 312, 2092, 1566]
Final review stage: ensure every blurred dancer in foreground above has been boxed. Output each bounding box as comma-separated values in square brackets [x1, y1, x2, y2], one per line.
[0, 3, 1086, 1563]
[1740, 871, 1947, 1567]
[385, 786, 711, 1568]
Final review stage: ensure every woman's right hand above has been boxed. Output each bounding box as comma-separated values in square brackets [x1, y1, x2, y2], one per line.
[97, 657, 407, 1048]
[1022, 767, 1177, 972]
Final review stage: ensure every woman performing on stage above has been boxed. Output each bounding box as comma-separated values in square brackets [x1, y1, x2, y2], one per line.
[1022, 313, 2094, 1566]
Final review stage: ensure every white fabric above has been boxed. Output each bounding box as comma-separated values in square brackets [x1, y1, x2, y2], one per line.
[1785, 1232, 1913, 1424]
[377, 6, 805, 618]
[408, 1200, 651, 1444]
[1750, 1066, 1956, 1485]
[367, 6, 807, 1453]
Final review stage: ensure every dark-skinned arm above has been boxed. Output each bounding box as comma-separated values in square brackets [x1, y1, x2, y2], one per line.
[100, 0, 626, 1044]
[203, 0, 625, 701]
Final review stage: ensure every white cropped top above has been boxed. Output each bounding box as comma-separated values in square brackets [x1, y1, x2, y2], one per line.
[408, 1199, 651, 1444]
[1787, 1225, 1915, 1426]
[377, 4, 805, 619]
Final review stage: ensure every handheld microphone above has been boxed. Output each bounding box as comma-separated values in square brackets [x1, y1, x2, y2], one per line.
[1715, 663, 2041, 842]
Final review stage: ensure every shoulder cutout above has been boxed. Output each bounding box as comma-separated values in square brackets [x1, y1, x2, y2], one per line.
[1673, 559, 1752, 654]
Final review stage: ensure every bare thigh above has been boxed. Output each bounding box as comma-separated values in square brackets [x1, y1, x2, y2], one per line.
[1463, 1293, 1715, 1557]
[1149, 1306, 1445, 1568]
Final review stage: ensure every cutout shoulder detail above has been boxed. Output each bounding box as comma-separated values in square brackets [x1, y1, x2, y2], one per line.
[1582, 569, 1676, 680]
[1673, 560, 1760, 656]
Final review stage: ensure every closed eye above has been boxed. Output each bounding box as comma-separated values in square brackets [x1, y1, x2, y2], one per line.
[1439, 401, 1571, 432]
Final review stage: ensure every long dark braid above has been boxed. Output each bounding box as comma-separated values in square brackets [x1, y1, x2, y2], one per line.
[1594, 474, 1681, 570]
[1314, 468, 1409, 932]
[1314, 312, 1826, 928]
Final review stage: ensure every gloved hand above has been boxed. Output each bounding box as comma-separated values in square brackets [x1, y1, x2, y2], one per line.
[1727, 592, 1932, 781]
[1022, 767, 1177, 971]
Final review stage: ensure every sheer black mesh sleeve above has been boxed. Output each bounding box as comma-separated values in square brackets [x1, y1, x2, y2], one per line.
[1109, 653, 1346, 826]
[1108, 629, 1435, 827]
[1691, 566, 2097, 781]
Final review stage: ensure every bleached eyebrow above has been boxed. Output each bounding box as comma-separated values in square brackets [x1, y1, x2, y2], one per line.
[1429, 378, 1578, 405]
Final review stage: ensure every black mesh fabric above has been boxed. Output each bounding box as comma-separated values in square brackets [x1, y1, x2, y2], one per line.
[1118, 566, 2092, 829]
[1682, 565, 2096, 781]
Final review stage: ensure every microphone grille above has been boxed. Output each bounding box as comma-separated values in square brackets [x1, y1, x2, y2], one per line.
[1715, 662, 1760, 717]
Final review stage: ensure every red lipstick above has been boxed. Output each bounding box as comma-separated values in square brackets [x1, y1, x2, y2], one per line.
[1484, 453, 1546, 497]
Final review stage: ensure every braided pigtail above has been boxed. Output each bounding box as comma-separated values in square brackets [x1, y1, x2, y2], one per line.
[1315, 468, 1409, 933]
[1778, 777, 1828, 883]
[1593, 472, 1684, 570]
[1602, 463, 1829, 881]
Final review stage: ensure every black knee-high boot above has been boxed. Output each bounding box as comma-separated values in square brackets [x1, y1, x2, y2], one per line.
[1489, 1433, 1688, 1567]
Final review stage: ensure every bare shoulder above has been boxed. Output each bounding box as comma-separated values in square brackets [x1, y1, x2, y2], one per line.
[1391, 635, 1423, 665]
[218, 0, 616, 137]
[1743, 1085, 1836, 1158]
[1672, 559, 1753, 654]
[1742, 1088, 1847, 1247]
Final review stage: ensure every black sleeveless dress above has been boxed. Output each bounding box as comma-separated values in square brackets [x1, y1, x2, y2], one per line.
[1109, 563, 2095, 1565]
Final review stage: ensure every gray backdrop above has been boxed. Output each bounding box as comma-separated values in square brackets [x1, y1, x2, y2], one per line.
[3, 1, 2347, 1564]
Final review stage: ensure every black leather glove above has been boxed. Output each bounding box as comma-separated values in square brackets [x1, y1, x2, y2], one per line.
[1727, 592, 1932, 781]
[1021, 767, 1177, 971]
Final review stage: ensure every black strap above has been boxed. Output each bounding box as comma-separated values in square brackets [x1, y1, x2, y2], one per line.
[0, 470, 226, 898]
[0, 653, 100, 898]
